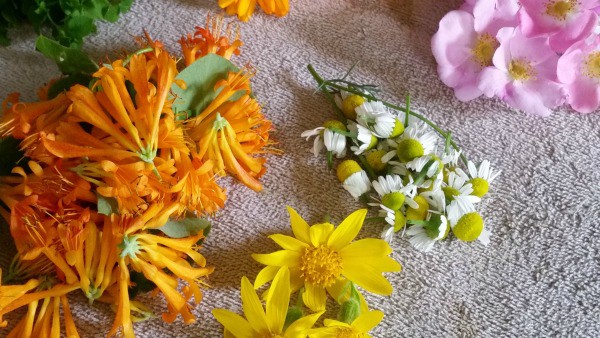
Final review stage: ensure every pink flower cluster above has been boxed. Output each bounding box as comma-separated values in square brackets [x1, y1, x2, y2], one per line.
[432, 0, 600, 116]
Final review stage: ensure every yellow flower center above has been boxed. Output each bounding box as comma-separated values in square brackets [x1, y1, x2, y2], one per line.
[584, 51, 600, 79]
[381, 192, 405, 211]
[472, 33, 499, 67]
[393, 210, 406, 232]
[341, 95, 365, 120]
[406, 195, 429, 221]
[508, 59, 536, 81]
[396, 138, 424, 162]
[365, 149, 388, 173]
[442, 186, 460, 200]
[389, 119, 405, 138]
[452, 212, 484, 242]
[470, 178, 489, 197]
[324, 120, 347, 132]
[336, 160, 363, 183]
[545, 0, 575, 21]
[336, 327, 363, 338]
[299, 245, 343, 287]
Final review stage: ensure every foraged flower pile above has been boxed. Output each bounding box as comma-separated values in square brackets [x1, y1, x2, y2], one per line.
[302, 65, 500, 252]
[0, 15, 272, 337]
[212, 207, 401, 337]
[432, 0, 600, 115]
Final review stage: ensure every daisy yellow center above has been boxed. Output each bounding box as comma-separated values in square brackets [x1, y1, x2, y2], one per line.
[382, 192, 405, 211]
[396, 138, 424, 162]
[508, 59, 536, 81]
[341, 95, 365, 120]
[299, 245, 343, 287]
[393, 210, 406, 232]
[406, 195, 429, 221]
[472, 33, 498, 67]
[442, 186, 460, 200]
[324, 120, 347, 132]
[584, 51, 600, 79]
[389, 119, 405, 137]
[336, 327, 362, 338]
[470, 178, 489, 197]
[365, 149, 388, 173]
[545, 0, 575, 21]
[337, 160, 362, 182]
[452, 212, 484, 242]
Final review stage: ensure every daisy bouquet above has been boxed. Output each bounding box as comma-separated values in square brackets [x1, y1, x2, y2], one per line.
[0, 15, 273, 337]
[432, 0, 600, 115]
[302, 64, 500, 253]
[213, 207, 401, 336]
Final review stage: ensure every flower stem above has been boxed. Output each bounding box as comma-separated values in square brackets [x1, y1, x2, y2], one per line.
[307, 65, 347, 122]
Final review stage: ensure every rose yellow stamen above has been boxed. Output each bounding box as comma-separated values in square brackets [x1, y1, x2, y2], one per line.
[509, 59, 536, 81]
[472, 33, 498, 67]
[545, 0, 575, 21]
[299, 244, 343, 287]
[584, 51, 600, 79]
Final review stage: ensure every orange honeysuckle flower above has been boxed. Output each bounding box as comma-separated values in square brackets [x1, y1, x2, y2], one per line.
[186, 69, 273, 191]
[218, 0, 289, 21]
[179, 13, 243, 66]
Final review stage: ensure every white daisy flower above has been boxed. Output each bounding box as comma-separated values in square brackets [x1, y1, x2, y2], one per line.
[421, 174, 446, 212]
[443, 172, 479, 202]
[463, 160, 501, 197]
[355, 101, 402, 138]
[406, 215, 448, 252]
[301, 121, 348, 158]
[441, 149, 462, 167]
[342, 171, 371, 200]
[372, 175, 418, 210]
[378, 204, 407, 232]
[394, 122, 438, 162]
[406, 155, 440, 178]
[446, 195, 489, 244]
[381, 224, 395, 244]
[348, 123, 377, 155]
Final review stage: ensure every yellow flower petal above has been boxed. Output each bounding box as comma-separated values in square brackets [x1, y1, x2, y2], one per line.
[269, 234, 309, 251]
[327, 209, 367, 250]
[254, 265, 279, 289]
[285, 311, 323, 337]
[252, 250, 301, 267]
[266, 267, 290, 334]
[323, 319, 351, 328]
[287, 206, 311, 244]
[339, 238, 392, 259]
[352, 310, 384, 333]
[241, 276, 269, 334]
[342, 263, 393, 295]
[302, 283, 327, 312]
[212, 309, 254, 338]
[309, 223, 334, 247]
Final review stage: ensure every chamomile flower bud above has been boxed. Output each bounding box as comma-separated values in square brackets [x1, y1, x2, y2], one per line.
[442, 172, 479, 202]
[337, 160, 370, 200]
[395, 123, 438, 162]
[406, 195, 429, 221]
[341, 94, 365, 120]
[372, 175, 416, 211]
[406, 214, 448, 252]
[349, 124, 378, 155]
[364, 149, 388, 173]
[466, 160, 500, 198]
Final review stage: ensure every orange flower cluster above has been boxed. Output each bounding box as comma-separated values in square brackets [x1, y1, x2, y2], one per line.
[0, 16, 272, 338]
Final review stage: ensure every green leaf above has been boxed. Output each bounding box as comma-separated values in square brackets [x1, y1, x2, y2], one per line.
[0, 137, 24, 176]
[35, 35, 98, 75]
[157, 214, 211, 239]
[47, 73, 93, 99]
[97, 194, 119, 215]
[171, 54, 242, 121]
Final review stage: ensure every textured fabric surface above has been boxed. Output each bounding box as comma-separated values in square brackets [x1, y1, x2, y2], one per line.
[1, 0, 600, 337]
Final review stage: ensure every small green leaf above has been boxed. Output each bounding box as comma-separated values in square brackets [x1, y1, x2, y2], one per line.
[47, 73, 93, 99]
[157, 214, 211, 239]
[35, 35, 99, 75]
[97, 194, 119, 215]
[0, 137, 24, 176]
[171, 54, 243, 121]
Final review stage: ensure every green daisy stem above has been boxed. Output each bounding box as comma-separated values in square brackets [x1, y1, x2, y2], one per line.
[307, 65, 348, 122]
[307, 64, 469, 166]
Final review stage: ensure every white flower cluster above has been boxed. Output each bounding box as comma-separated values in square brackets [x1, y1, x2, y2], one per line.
[302, 91, 500, 252]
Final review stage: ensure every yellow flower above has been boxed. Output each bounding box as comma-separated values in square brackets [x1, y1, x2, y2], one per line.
[218, 0, 289, 21]
[307, 310, 384, 338]
[213, 266, 323, 338]
[252, 207, 401, 312]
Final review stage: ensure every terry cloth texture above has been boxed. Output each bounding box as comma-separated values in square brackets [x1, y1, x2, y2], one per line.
[1, 0, 600, 337]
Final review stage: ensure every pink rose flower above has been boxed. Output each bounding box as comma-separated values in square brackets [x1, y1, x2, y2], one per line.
[557, 35, 600, 113]
[432, 10, 500, 101]
[473, 0, 520, 34]
[520, 0, 600, 52]
[478, 27, 565, 116]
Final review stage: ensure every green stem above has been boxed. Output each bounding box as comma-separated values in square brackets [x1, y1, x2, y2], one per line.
[307, 65, 347, 122]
